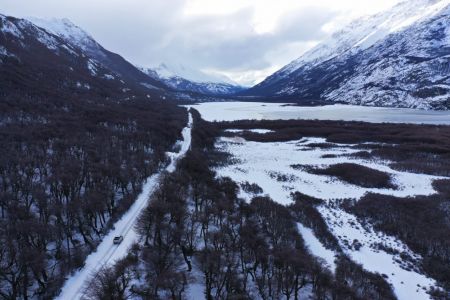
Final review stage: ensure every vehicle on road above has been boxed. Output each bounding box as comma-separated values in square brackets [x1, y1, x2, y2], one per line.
[113, 236, 124, 244]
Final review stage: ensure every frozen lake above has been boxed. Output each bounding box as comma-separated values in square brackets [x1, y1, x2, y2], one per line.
[186, 102, 450, 124]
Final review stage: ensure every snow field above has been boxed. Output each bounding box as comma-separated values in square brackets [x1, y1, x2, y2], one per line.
[186, 102, 450, 124]
[214, 134, 445, 300]
[297, 223, 337, 273]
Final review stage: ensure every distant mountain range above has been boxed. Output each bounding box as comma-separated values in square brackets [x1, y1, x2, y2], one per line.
[0, 16, 242, 100]
[242, 0, 450, 110]
[139, 63, 244, 96]
[2, 0, 450, 109]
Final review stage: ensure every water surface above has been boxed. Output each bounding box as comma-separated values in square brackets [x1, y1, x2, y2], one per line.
[186, 102, 450, 124]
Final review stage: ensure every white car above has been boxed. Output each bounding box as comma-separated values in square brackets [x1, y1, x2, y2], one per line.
[113, 236, 124, 244]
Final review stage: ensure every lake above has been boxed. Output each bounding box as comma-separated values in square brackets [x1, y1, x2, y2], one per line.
[186, 102, 450, 124]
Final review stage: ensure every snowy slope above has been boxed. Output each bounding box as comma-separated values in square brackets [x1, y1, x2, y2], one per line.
[245, 0, 450, 110]
[0, 13, 147, 98]
[140, 63, 244, 95]
[56, 113, 193, 300]
[324, 4, 450, 109]
[29, 17, 103, 56]
[26, 17, 169, 92]
[153, 62, 235, 85]
[277, 0, 449, 77]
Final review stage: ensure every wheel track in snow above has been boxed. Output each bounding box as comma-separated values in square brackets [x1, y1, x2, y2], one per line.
[73, 173, 161, 299]
[56, 112, 192, 300]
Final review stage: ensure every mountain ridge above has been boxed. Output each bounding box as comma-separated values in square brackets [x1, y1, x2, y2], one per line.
[140, 63, 244, 96]
[242, 0, 450, 110]
[30, 17, 243, 96]
[27, 16, 171, 92]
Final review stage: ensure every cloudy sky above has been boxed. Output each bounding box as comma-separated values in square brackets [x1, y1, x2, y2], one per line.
[1, 0, 399, 86]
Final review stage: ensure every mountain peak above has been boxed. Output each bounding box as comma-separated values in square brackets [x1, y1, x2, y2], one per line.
[271, 0, 450, 79]
[149, 62, 238, 85]
[244, 0, 450, 110]
[139, 63, 244, 96]
[28, 16, 100, 54]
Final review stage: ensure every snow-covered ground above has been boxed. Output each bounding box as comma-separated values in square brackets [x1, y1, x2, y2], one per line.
[217, 137, 441, 203]
[225, 128, 275, 134]
[214, 134, 446, 300]
[297, 223, 337, 273]
[186, 102, 450, 124]
[185, 259, 207, 300]
[56, 113, 193, 300]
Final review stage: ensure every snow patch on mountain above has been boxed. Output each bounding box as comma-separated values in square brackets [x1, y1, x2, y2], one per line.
[279, 0, 450, 77]
[248, 0, 450, 110]
[0, 45, 13, 59]
[87, 59, 98, 76]
[34, 27, 60, 50]
[28, 17, 103, 56]
[0, 15, 23, 39]
[151, 62, 236, 85]
[0, 45, 7, 55]
[140, 63, 243, 95]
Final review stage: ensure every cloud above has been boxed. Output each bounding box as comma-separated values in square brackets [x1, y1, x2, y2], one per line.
[0, 0, 399, 85]
[143, 6, 336, 72]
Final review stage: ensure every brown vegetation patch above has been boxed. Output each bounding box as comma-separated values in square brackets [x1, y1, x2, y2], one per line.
[344, 180, 450, 289]
[307, 163, 396, 189]
[219, 119, 450, 176]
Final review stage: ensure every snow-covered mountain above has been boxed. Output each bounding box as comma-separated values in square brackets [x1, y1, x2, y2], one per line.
[1, 15, 240, 101]
[25, 17, 169, 93]
[29, 17, 102, 56]
[244, 0, 450, 110]
[140, 63, 244, 96]
[152, 63, 235, 85]
[0, 13, 186, 102]
[31, 18, 244, 96]
[1, 14, 142, 99]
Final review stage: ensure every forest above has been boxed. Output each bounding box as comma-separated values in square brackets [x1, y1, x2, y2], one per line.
[0, 92, 186, 299]
[3, 96, 449, 299]
[82, 111, 402, 300]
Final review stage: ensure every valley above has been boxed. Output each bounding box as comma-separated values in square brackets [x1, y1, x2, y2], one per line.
[74, 108, 448, 299]
[192, 103, 450, 299]
[1, 0, 450, 299]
